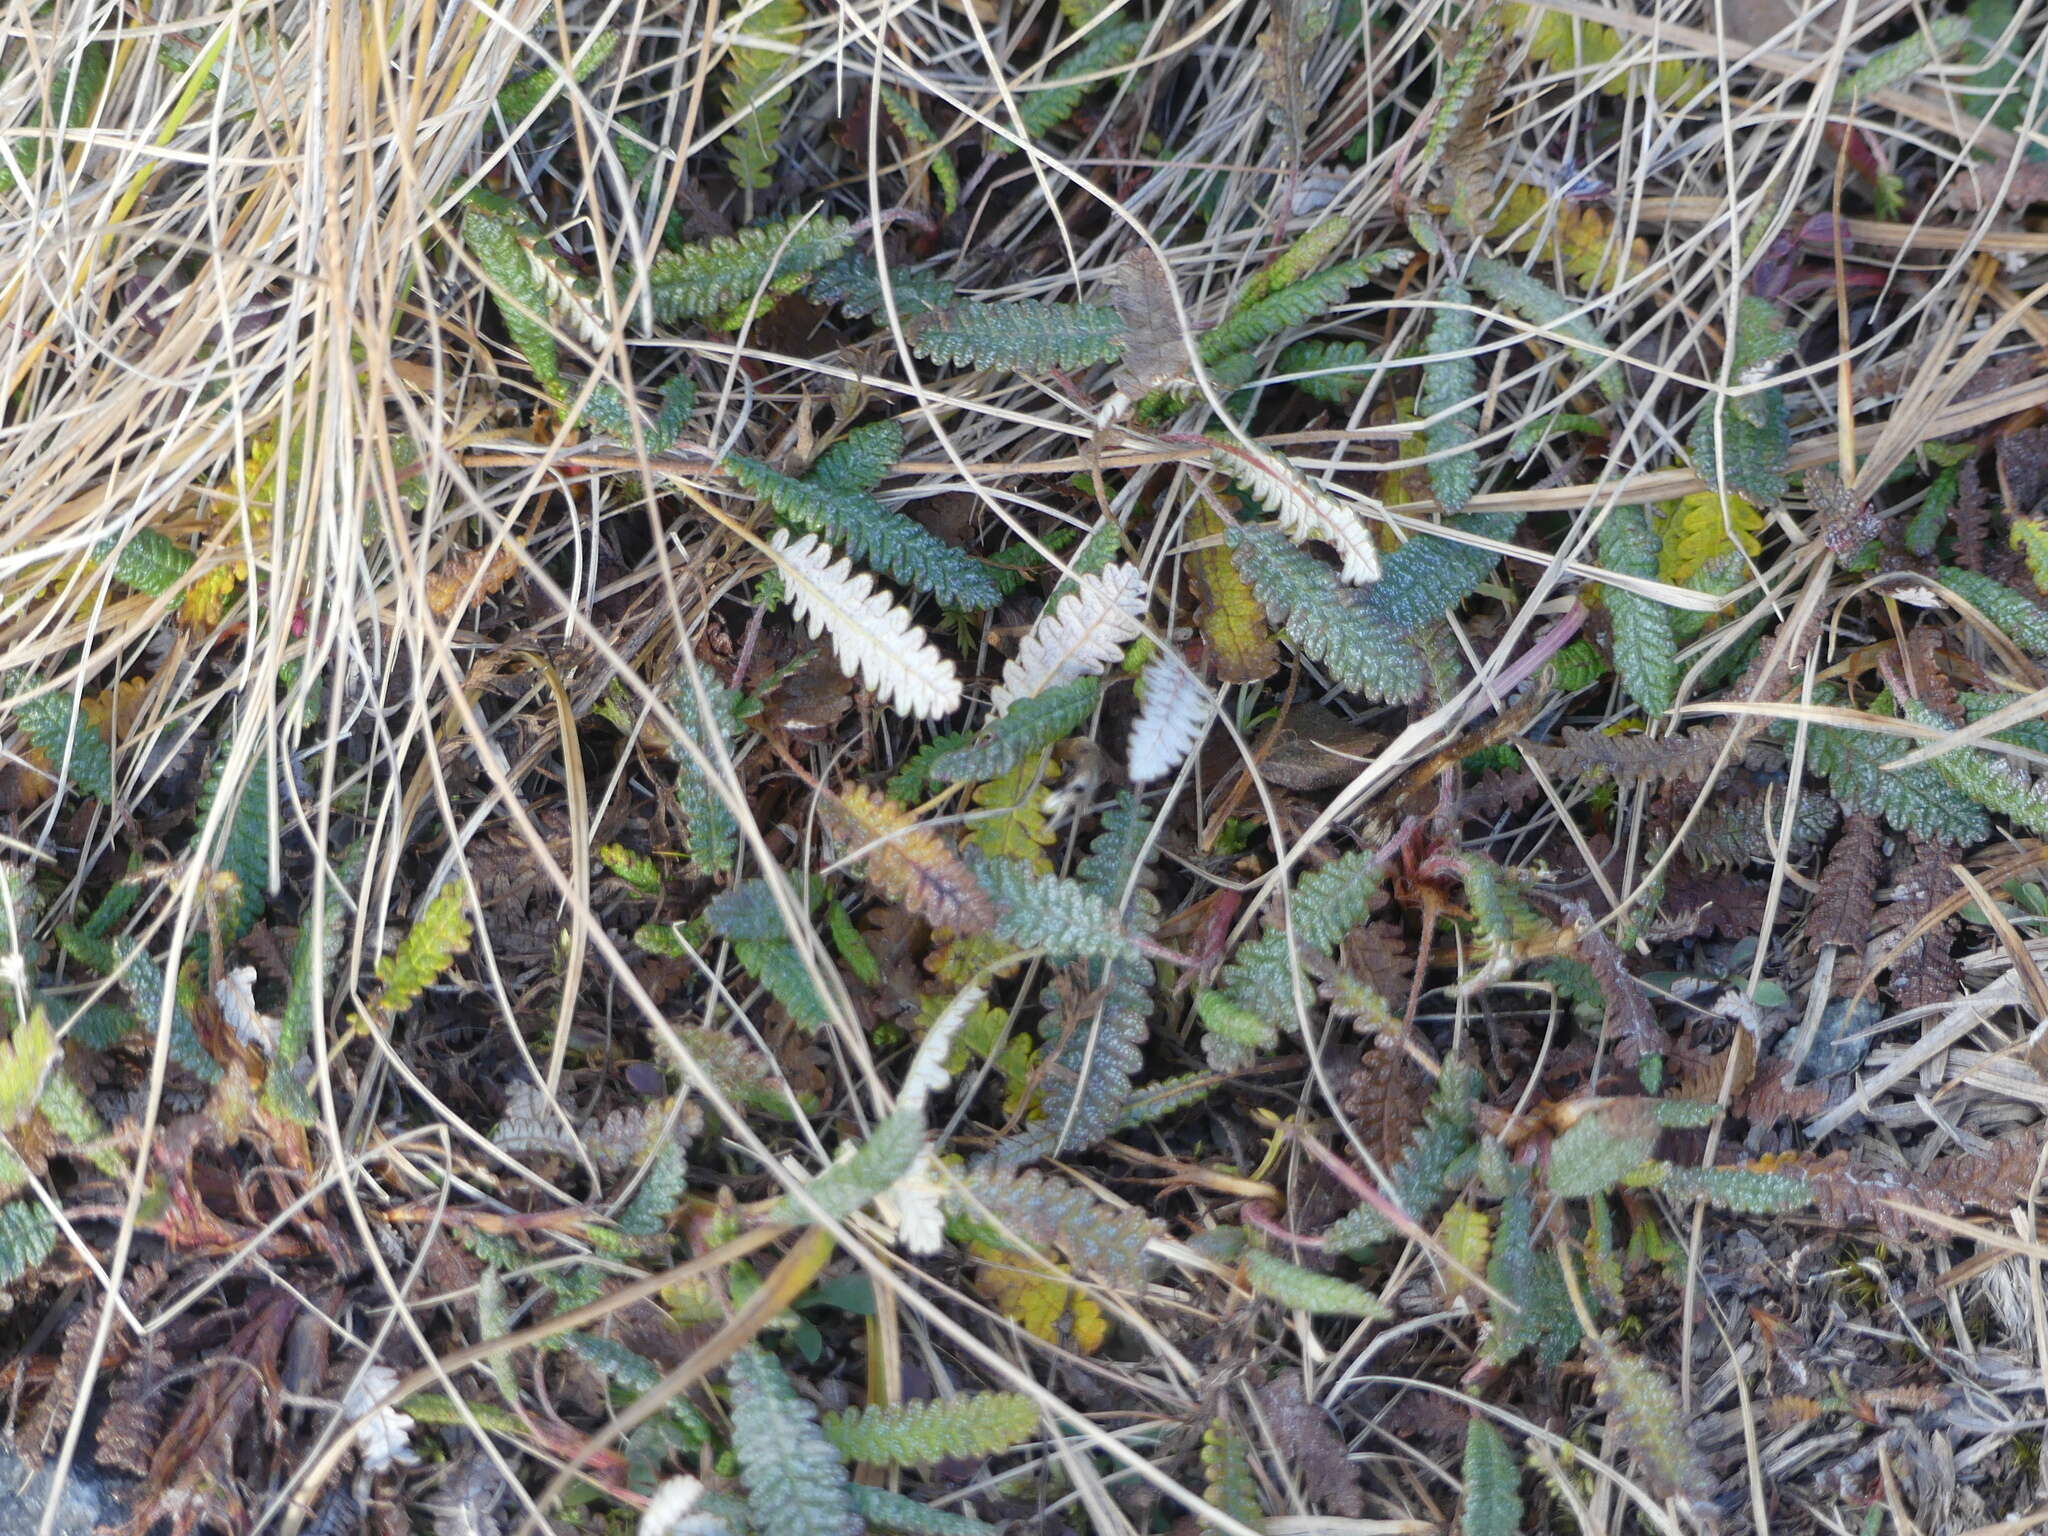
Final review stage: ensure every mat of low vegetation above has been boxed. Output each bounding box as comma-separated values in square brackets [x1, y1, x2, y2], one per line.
[2, 2, 2047, 1534]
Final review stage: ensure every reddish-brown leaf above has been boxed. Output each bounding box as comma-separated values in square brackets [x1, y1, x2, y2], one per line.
[1806, 814, 1884, 951]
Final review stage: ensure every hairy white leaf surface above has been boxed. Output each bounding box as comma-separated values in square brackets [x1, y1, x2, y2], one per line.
[990, 563, 1148, 714]
[771, 530, 962, 719]
[344, 1364, 420, 1473]
[1211, 440, 1382, 584]
[638, 1476, 730, 1536]
[214, 966, 278, 1056]
[876, 1145, 948, 1255]
[489, 1079, 579, 1160]
[1127, 652, 1213, 782]
[528, 245, 613, 356]
[899, 982, 984, 1115]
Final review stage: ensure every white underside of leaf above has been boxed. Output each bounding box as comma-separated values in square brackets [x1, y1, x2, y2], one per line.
[771, 530, 962, 719]
[1127, 651, 1213, 782]
[875, 1145, 948, 1255]
[990, 562, 1148, 715]
[344, 1364, 421, 1474]
[639, 1476, 725, 1536]
[527, 242, 613, 356]
[900, 982, 985, 1115]
[1211, 441, 1382, 584]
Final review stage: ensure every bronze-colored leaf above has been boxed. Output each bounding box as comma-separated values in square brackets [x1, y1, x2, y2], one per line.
[1187, 498, 1279, 684]
[827, 784, 995, 933]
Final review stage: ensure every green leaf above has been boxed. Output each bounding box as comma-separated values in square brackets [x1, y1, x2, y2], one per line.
[774, 1109, 924, 1227]
[734, 938, 834, 1032]
[115, 944, 221, 1084]
[1593, 1341, 1713, 1503]
[812, 421, 905, 493]
[1418, 287, 1480, 513]
[849, 1485, 1000, 1536]
[1689, 390, 1790, 504]
[0, 1010, 56, 1129]
[1323, 1058, 1479, 1254]
[970, 854, 1142, 967]
[1010, 960, 1153, 1164]
[1460, 1420, 1523, 1536]
[1199, 1416, 1265, 1535]
[1547, 1105, 1659, 1199]
[926, 678, 1099, 782]
[1279, 337, 1377, 402]
[1358, 511, 1524, 636]
[719, 0, 803, 188]
[266, 841, 364, 1124]
[1835, 13, 1972, 100]
[1903, 698, 2048, 836]
[1196, 990, 1279, 1061]
[372, 883, 472, 1015]
[1467, 258, 1622, 403]
[1231, 216, 1356, 309]
[1483, 1175, 1580, 1366]
[1647, 1161, 1812, 1212]
[196, 749, 273, 950]
[727, 1345, 862, 1536]
[0, 1199, 55, 1287]
[1013, 20, 1148, 139]
[496, 26, 620, 121]
[822, 1393, 1038, 1468]
[1289, 850, 1385, 953]
[0, 43, 109, 197]
[1200, 258, 1389, 365]
[1800, 707, 1990, 845]
[645, 216, 856, 323]
[1243, 1247, 1391, 1317]
[460, 192, 567, 397]
[615, 1134, 690, 1236]
[908, 302, 1125, 372]
[95, 528, 195, 595]
[11, 684, 115, 803]
[951, 1165, 1157, 1289]
[1599, 506, 1679, 715]
[807, 252, 957, 319]
[1227, 525, 1425, 702]
[1943, 567, 2048, 656]
[728, 450, 999, 609]
[668, 671, 746, 877]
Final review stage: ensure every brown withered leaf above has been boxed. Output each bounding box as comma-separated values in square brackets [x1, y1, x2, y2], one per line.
[1438, 43, 1505, 234]
[826, 784, 995, 933]
[1341, 1042, 1426, 1170]
[1736, 1057, 1835, 1128]
[1187, 498, 1278, 684]
[1928, 1128, 2048, 1210]
[1259, 700, 1386, 792]
[1806, 813, 1883, 951]
[1592, 1340, 1715, 1506]
[1524, 725, 1768, 790]
[1110, 247, 1191, 395]
[1943, 159, 2048, 214]
[1780, 1151, 1962, 1241]
[127, 1289, 299, 1536]
[29, 1261, 169, 1461]
[1901, 627, 1960, 719]
[1998, 425, 2048, 515]
[1954, 456, 1990, 573]
[1883, 841, 1961, 1011]
[1567, 912, 1669, 1069]
[1253, 1370, 1363, 1517]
